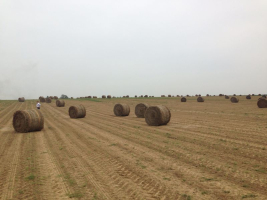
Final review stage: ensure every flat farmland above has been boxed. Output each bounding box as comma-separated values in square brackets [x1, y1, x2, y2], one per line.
[0, 96, 267, 200]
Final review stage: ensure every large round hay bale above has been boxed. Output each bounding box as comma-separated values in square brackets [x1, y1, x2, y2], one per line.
[114, 103, 130, 116]
[225, 95, 229, 99]
[168, 95, 171, 97]
[161, 95, 165, 97]
[262, 95, 266, 98]
[39, 96, 45, 102]
[93, 96, 97, 98]
[126, 95, 129, 98]
[233, 94, 236, 96]
[177, 95, 180, 97]
[18, 97, 25, 102]
[107, 95, 111, 99]
[140, 95, 143, 97]
[246, 95, 251, 99]
[69, 105, 86, 118]
[257, 98, 267, 108]
[181, 97, 187, 102]
[45, 98, 52, 103]
[144, 95, 148, 98]
[56, 100, 65, 107]
[135, 95, 137, 98]
[13, 110, 44, 133]
[54, 96, 58, 99]
[230, 96, 239, 103]
[49, 96, 54, 99]
[102, 95, 106, 98]
[135, 103, 149, 118]
[197, 97, 204, 102]
[144, 105, 171, 126]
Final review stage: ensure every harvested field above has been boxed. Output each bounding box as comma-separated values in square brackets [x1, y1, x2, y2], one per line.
[0, 96, 267, 199]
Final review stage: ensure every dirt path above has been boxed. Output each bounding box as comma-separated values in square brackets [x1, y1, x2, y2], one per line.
[0, 97, 266, 199]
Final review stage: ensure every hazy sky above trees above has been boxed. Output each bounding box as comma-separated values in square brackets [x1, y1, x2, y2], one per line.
[0, 0, 266, 99]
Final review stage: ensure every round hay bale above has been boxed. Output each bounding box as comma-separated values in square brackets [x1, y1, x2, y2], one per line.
[233, 94, 236, 96]
[230, 96, 239, 103]
[49, 96, 54, 99]
[88, 96, 91, 98]
[102, 95, 106, 98]
[257, 98, 267, 108]
[39, 96, 45, 102]
[71, 97, 73, 99]
[126, 95, 129, 98]
[13, 110, 44, 133]
[45, 98, 52, 103]
[54, 96, 58, 99]
[252, 94, 255, 96]
[135, 95, 137, 98]
[197, 97, 204, 102]
[114, 103, 130, 116]
[135, 103, 149, 118]
[69, 105, 86, 118]
[262, 95, 266, 98]
[177, 95, 180, 97]
[246, 95, 251, 99]
[161, 95, 165, 97]
[93, 96, 97, 98]
[56, 100, 65, 107]
[206, 94, 209, 96]
[144, 105, 171, 126]
[107, 95, 111, 98]
[141, 95, 143, 97]
[144, 95, 148, 98]
[258, 94, 261, 96]
[18, 97, 25, 102]
[181, 97, 187, 102]
[168, 95, 171, 97]
[225, 95, 229, 99]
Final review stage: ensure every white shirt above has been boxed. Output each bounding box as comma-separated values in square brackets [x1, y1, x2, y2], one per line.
[36, 103, 41, 108]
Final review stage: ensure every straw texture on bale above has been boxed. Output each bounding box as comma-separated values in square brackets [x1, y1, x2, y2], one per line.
[144, 105, 171, 126]
[13, 110, 44, 133]
[135, 103, 149, 118]
[18, 97, 25, 102]
[56, 100, 65, 107]
[45, 98, 52, 103]
[181, 97, 187, 102]
[69, 105, 86, 118]
[102, 95, 106, 98]
[230, 96, 239, 103]
[257, 99, 267, 108]
[39, 96, 45, 102]
[114, 103, 130, 116]
[225, 95, 229, 99]
[246, 95, 251, 99]
[197, 97, 204, 102]
[107, 95, 111, 98]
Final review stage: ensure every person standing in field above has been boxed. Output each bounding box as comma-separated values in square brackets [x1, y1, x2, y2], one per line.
[36, 101, 41, 109]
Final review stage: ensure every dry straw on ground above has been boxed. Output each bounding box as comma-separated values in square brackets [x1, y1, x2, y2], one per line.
[257, 98, 267, 108]
[230, 96, 239, 103]
[144, 105, 171, 126]
[114, 103, 130, 116]
[56, 100, 65, 107]
[181, 97, 187, 102]
[18, 97, 25, 102]
[197, 97, 204, 102]
[69, 105, 86, 118]
[135, 103, 149, 118]
[13, 110, 44, 133]
[45, 98, 52, 103]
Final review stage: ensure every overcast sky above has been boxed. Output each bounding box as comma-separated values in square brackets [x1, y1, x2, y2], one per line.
[0, 0, 266, 99]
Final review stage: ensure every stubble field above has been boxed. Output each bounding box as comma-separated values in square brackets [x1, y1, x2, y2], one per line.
[0, 96, 266, 200]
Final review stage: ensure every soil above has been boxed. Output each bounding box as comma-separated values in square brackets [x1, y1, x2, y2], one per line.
[0, 96, 266, 199]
